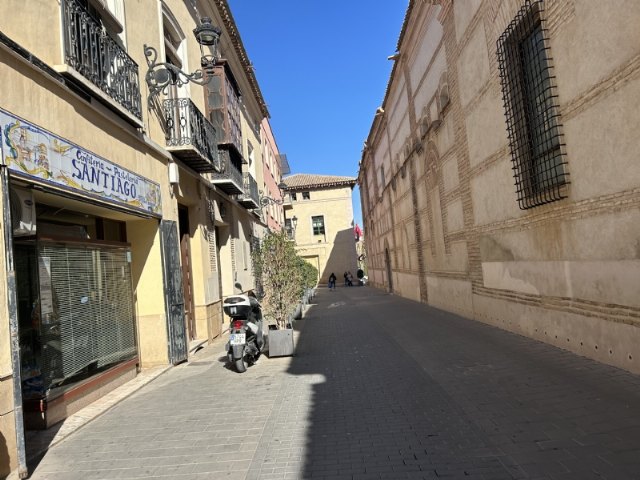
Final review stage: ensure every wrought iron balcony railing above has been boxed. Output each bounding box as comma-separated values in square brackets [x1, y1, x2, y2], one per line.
[238, 172, 259, 208]
[61, 0, 142, 120]
[163, 97, 221, 172]
[210, 149, 244, 194]
[285, 227, 295, 241]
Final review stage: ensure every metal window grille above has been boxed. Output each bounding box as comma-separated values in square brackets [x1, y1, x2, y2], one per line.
[497, 0, 569, 209]
[38, 242, 136, 390]
[208, 227, 217, 273]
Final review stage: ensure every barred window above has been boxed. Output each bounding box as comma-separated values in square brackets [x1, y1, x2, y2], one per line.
[497, 0, 569, 209]
[312, 215, 325, 236]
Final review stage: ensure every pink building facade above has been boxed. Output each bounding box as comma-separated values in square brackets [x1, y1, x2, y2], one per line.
[260, 119, 288, 231]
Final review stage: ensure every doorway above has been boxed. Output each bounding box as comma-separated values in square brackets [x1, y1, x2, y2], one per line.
[385, 247, 393, 293]
[178, 206, 196, 341]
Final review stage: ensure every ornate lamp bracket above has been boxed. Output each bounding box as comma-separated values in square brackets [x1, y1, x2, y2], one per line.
[144, 45, 212, 104]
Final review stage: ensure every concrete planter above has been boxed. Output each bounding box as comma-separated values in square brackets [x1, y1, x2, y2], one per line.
[267, 326, 294, 357]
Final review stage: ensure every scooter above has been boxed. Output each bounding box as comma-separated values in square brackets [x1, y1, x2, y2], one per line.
[223, 293, 265, 373]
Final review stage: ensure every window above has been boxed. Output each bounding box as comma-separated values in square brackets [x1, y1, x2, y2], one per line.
[312, 216, 325, 236]
[302, 191, 310, 200]
[284, 218, 294, 239]
[247, 141, 254, 167]
[291, 192, 297, 201]
[79, 0, 126, 46]
[497, 0, 568, 210]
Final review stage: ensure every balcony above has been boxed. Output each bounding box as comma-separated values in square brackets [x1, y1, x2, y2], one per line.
[285, 226, 295, 241]
[210, 149, 243, 194]
[206, 61, 244, 161]
[238, 172, 259, 209]
[59, 0, 142, 123]
[163, 98, 221, 173]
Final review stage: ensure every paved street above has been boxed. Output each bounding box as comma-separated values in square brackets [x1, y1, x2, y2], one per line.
[24, 286, 640, 480]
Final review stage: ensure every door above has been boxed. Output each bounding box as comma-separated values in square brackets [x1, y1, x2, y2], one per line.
[159, 220, 188, 364]
[385, 247, 393, 293]
[178, 206, 196, 341]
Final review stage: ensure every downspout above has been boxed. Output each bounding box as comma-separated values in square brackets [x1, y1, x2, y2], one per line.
[0, 166, 28, 478]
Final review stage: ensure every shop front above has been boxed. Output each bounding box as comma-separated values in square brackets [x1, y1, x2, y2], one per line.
[0, 108, 163, 429]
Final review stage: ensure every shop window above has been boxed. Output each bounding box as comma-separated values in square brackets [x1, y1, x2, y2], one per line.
[18, 240, 136, 400]
[17, 205, 134, 404]
[497, 0, 568, 209]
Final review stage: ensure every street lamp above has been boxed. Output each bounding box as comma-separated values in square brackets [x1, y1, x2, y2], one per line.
[144, 17, 222, 103]
[259, 181, 288, 207]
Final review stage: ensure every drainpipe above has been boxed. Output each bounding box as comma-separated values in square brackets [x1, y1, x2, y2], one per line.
[1, 165, 28, 478]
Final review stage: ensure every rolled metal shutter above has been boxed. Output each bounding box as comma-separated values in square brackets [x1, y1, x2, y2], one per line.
[38, 241, 136, 389]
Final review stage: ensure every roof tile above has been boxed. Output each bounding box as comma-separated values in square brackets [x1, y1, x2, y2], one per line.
[282, 174, 357, 190]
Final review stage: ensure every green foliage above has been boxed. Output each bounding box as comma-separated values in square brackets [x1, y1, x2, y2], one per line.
[296, 257, 319, 296]
[252, 230, 311, 329]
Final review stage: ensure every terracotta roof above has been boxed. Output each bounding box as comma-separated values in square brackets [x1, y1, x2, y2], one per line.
[282, 174, 357, 191]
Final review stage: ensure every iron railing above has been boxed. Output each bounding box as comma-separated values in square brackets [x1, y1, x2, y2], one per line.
[497, 0, 568, 209]
[212, 149, 243, 189]
[240, 172, 259, 206]
[61, 0, 142, 120]
[163, 97, 220, 172]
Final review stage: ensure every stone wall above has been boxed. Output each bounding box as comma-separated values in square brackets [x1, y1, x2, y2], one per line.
[360, 0, 640, 374]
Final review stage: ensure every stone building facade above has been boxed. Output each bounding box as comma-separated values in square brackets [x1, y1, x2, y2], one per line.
[359, 0, 640, 374]
[282, 174, 358, 284]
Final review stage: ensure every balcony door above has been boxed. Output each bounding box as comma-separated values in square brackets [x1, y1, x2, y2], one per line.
[162, 7, 189, 139]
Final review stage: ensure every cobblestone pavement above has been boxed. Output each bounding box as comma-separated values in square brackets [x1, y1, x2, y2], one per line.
[23, 286, 640, 480]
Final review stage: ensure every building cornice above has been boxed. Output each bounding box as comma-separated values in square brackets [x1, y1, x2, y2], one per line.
[212, 0, 270, 119]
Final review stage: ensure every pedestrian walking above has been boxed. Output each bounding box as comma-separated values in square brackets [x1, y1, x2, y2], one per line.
[328, 272, 337, 290]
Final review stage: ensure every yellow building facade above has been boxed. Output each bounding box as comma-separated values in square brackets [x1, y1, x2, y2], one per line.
[359, 0, 640, 376]
[282, 174, 358, 284]
[0, 1, 283, 476]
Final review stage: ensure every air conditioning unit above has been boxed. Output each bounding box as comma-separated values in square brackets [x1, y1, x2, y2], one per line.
[10, 187, 36, 236]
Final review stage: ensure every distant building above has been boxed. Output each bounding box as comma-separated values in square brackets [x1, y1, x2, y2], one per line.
[359, 0, 640, 374]
[282, 174, 358, 284]
[259, 119, 289, 232]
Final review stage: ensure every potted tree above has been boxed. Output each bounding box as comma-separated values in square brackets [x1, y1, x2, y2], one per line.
[294, 257, 318, 319]
[252, 230, 302, 357]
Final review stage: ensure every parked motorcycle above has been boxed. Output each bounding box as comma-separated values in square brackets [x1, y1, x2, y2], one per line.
[223, 292, 264, 373]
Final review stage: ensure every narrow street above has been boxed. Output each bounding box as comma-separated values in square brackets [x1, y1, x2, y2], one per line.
[24, 286, 640, 480]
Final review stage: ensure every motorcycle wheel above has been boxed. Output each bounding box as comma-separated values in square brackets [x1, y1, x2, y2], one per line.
[235, 357, 248, 373]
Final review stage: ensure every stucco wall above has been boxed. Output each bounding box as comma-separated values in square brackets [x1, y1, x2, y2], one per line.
[287, 185, 358, 282]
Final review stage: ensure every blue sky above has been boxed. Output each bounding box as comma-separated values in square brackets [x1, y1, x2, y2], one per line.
[227, 1, 408, 227]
